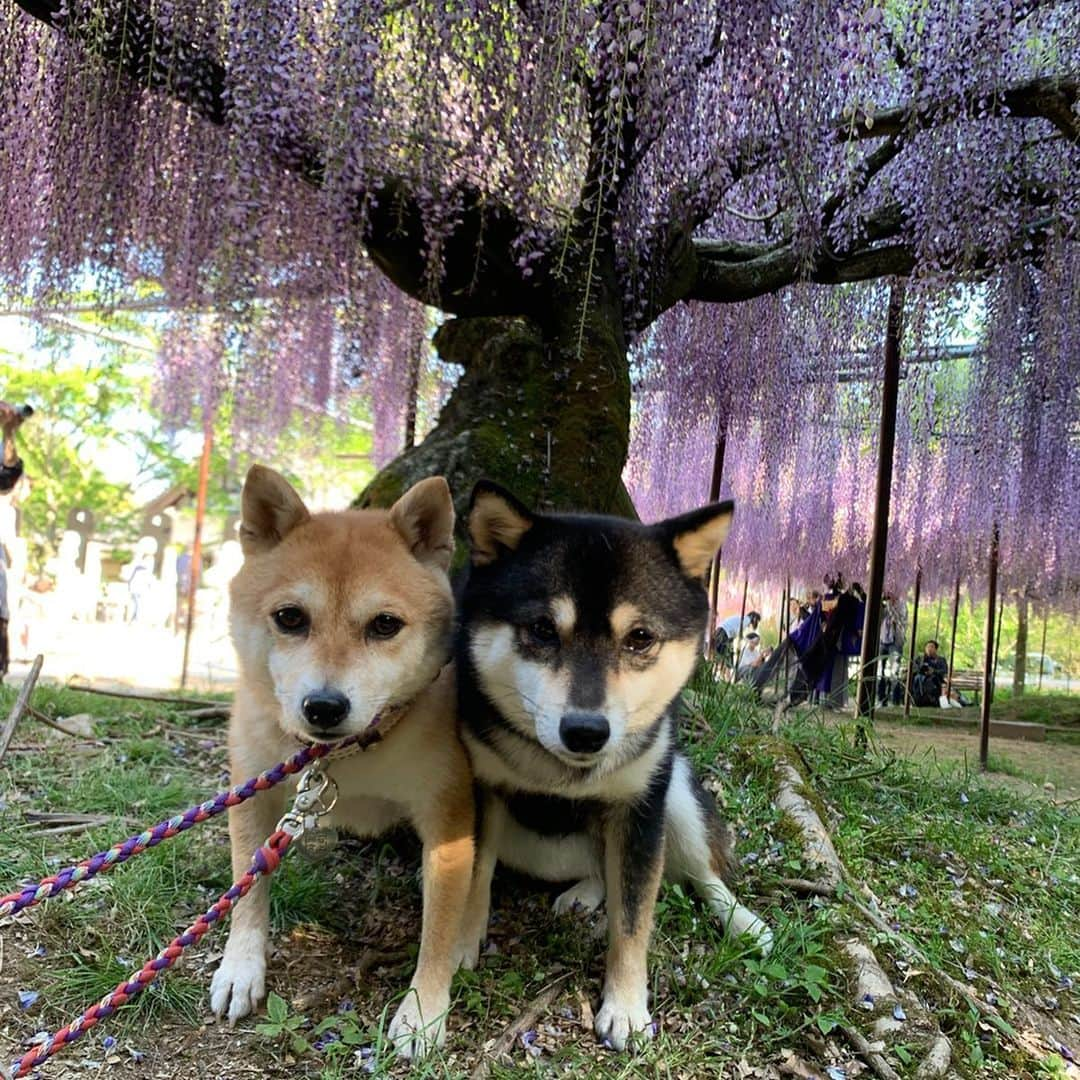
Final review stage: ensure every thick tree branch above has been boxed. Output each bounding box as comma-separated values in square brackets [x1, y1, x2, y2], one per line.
[686, 211, 1058, 307]
[839, 76, 1080, 146]
[13, 0, 541, 318]
[576, 1, 647, 228]
[642, 70, 1075, 323]
[821, 135, 905, 233]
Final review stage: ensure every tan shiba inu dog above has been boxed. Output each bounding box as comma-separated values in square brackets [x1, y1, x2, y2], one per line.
[210, 466, 474, 1057]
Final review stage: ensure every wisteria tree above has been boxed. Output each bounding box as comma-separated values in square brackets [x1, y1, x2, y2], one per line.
[2, 0, 1077, 518]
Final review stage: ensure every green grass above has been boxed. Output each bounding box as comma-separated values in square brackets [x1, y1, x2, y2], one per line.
[993, 692, 1080, 728]
[2, 677, 1077, 1078]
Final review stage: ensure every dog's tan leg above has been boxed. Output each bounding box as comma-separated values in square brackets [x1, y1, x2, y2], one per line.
[209, 748, 287, 1024]
[387, 780, 475, 1058]
[595, 787, 668, 1051]
[454, 789, 504, 971]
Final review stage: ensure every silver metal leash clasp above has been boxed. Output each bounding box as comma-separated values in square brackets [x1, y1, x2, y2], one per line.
[276, 762, 339, 840]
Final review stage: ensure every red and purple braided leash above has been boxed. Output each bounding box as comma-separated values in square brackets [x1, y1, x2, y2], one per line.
[9, 829, 293, 1078]
[0, 736, 357, 918]
[2, 733, 361, 1078]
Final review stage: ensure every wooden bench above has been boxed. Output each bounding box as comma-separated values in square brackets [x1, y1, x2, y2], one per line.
[946, 669, 985, 704]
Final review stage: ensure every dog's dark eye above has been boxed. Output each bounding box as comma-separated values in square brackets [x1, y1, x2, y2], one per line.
[624, 627, 657, 654]
[369, 613, 405, 639]
[273, 606, 309, 634]
[527, 617, 559, 647]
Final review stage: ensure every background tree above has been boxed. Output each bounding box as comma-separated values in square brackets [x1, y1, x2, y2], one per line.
[0, 349, 140, 567]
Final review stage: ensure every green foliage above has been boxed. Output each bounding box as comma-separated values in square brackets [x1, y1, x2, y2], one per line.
[256, 992, 314, 1055]
[3, 681, 1076, 1077]
[0, 351, 144, 565]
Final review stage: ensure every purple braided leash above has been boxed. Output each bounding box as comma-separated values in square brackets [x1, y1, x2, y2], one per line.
[0, 735, 361, 918]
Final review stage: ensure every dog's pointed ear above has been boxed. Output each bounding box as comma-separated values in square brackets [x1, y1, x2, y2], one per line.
[239, 465, 311, 556]
[468, 480, 534, 566]
[390, 476, 455, 571]
[663, 500, 735, 579]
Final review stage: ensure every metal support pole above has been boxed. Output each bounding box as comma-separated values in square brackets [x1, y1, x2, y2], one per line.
[180, 418, 213, 691]
[946, 576, 961, 698]
[991, 594, 1005, 702]
[980, 526, 1000, 770]
[704, 418, 727, 658]
[783, 576, 793, 698]
[903, 569, 922, 721]
[1038, 607, 1049, 692]
[856, 284, 905, 730]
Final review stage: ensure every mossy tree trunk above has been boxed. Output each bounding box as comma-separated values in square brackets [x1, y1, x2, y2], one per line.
[358, 248, 636, 530]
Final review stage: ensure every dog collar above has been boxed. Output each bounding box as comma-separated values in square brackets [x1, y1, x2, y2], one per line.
[290, 662, 448, 759]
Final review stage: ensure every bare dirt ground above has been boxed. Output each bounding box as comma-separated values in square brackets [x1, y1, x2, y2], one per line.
[871, 716, 1080, 802]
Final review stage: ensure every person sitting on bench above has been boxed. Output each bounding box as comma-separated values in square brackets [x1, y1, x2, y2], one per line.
[912, 639, 949, 707]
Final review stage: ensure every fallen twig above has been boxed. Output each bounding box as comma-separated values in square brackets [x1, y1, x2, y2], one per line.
[154, 721, 226, 744]
[19, 811, 137, 836]
[471, 972, 572, 1079]
[0, 654, 44, 766]
[180, 705, 231, 721]
[770, 877, 837, 898]
[840, 1023, 902, 1080]
[27, 705, 89, 739]
[63, 683, 224, 709]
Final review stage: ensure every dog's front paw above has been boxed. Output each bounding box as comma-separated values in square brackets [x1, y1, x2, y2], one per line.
[388, 990, 448, 1058]
[594, 993, 652, 1052]
[552, 876, 606, 915]
[210, 947, 266, 1025]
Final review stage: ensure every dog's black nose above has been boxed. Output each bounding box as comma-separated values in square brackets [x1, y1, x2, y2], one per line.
[559, 712, 610, 754]
[302, 690, 351, 729]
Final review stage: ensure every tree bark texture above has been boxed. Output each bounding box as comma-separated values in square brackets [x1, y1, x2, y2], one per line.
[357, 257, 634, 529]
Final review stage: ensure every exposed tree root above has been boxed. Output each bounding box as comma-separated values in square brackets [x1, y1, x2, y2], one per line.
[773, 745, 1080, 1077]
[839, 1023, 902, 1080]
[773, 752, 952, 1079]
[774, 761, 842, 888]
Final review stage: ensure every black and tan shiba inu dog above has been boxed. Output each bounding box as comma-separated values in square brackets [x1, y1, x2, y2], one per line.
[456, 482, 772, 1050]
